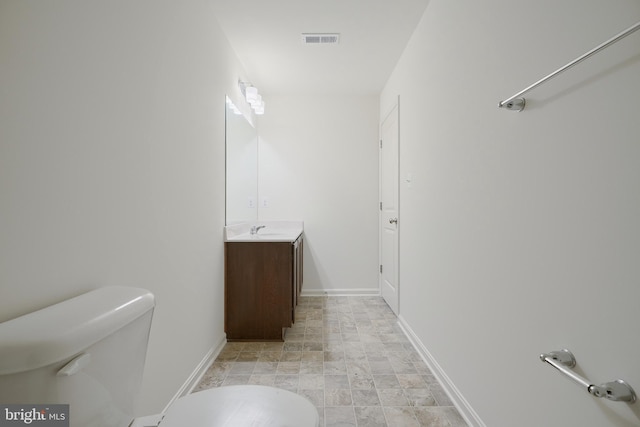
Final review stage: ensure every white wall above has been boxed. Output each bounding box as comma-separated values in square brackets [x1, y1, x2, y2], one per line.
[0, 0, 250, 415]
[382, 0, 640, 426]
[258, 95, 380, 294]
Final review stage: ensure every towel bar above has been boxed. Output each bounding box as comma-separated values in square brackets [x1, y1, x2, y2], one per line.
[540, 349, 636, 403]
[499, 20, 640, 111]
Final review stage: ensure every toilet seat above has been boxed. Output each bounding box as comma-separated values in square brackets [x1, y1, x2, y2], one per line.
[158, 385, 319, 427]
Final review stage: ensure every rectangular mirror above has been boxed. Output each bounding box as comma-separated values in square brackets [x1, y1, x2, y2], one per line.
[225, 96, 258, 224]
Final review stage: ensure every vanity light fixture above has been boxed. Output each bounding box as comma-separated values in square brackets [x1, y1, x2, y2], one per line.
[238, 80, 266, 115]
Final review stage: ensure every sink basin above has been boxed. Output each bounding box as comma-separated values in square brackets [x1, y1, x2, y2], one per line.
[254, 231, 293, 236]
[226, 231, 301, 242]
[224, 221, 303, 242]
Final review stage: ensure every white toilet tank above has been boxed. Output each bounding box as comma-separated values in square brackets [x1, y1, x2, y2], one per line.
[0, 286, 155, 427]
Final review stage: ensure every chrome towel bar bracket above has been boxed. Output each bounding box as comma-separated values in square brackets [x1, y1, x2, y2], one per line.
[540, 349, 636, 403]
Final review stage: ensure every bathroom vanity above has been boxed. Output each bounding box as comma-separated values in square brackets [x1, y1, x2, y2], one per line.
[224, 222, 303, 341]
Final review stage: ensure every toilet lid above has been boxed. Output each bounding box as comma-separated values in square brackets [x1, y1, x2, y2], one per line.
[159, 385, 319, 427]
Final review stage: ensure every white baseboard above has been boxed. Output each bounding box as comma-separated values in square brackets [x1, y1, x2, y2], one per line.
[300, 288, 381, 297]
[397, 316, 486, 427]
[161, 334, 227, 414]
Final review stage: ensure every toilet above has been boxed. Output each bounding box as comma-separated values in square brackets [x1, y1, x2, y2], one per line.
[0, 286, 319, 427]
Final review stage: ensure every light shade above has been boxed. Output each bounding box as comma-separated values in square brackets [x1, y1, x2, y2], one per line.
[238, 81, 266, 115]
[245, 86, 259, 104]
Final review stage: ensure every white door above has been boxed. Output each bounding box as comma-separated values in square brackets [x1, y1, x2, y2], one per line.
[379, 102, 399, 314]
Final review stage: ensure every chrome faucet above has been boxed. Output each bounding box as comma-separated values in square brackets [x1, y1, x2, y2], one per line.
[250, 225, 266, 235]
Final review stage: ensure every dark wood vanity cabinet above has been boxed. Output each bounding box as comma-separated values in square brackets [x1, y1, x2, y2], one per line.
[225, 234, 303, 341]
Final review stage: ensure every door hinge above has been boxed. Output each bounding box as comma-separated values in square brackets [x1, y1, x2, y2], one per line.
[380, 265, 383, 273]
[380, 139, 382, 148]
[379, 202, 382, 211]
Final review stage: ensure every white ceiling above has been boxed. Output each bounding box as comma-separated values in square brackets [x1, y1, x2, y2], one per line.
[211, 0, 431, 96]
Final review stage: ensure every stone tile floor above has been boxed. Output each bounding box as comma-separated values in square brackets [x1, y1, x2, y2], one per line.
[194, 296, 468, 427]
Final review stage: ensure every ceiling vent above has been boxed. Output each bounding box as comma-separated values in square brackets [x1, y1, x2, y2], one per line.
[302, 33, 340, 45]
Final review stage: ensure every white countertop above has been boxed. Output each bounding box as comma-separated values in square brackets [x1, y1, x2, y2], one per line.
[224, 221, 304, 242]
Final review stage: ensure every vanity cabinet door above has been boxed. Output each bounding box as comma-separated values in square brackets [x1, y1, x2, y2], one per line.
[225, 234, 304, 341]
[225, 242, 293, 341]
[297, 236, 303, 298]
[291, 235, 304, 323]
[291, 236, 299, 323]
